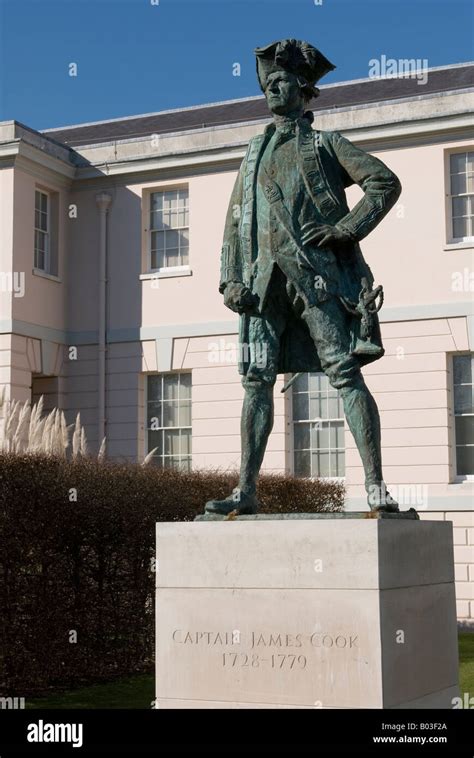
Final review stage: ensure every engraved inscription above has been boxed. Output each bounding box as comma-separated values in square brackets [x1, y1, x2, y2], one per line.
[171, 629, 359, 671]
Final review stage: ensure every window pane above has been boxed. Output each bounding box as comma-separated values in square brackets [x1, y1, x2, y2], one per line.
[150, 211, 164, 231]
[455, 416, 474, 446]
[170, 211, 180, 229]
[163, 375, 179, 400]
[308, 373, 324, 392]
[329, 423, 338, 448]
[467, 153, 474, 172]
[467, 174, 474, 194]
[40, 192, 48, 213]
[181, 429, 191, 455]
[336, 421, 345, 448]
[454, 384, 474, 414]
[163, 191, 175, 209]
[451, 173, 466, 195]
[456, 446, 474, 476]
[34, 249, 45, 270]
[179, 373, 191, 399]
[452, 196, 469, 217]
[315, 423, 329, 449]
[147, 430, 163, 455]
[165, 248, 180, 267]
[147, 375, 162, 401]
[35, 190, 41, 211]
[294, 423, 310, 450]
[179, 400, 192, 427]
[164, 429, 180, 455]
[163, 401, 179, 427]
[151, 250, 165, 270]
[35, 230, 47, 252]
[309, 394, 322, 420]
[314, 451, 329, 477]
[166, 230, 179, 248]
[294, 450, 310, 477]
[147, 401, 162, 427]
[327, 396, 340, 418]
[336, 451, 345, 477]
[151, 230, 164, 250]
[178, 229, 189, 247]
[453, 217, 467, 239]
[450, 153, 466, 174]
[453, 356, 472, 385]
[150, 193, 163, 211]
[293, 392, 308, 421]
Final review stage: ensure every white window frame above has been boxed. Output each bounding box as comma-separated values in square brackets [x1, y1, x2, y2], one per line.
[445, 149, 474, 246]
[290, 372, 345, 482]
[452, 353, 474, 482]
[145, 372, 192, 471]
[34, 189, 50, 273]
[146, 187, 189, 274]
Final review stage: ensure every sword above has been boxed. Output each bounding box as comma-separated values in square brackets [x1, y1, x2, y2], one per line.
[281, 373, 302, 393]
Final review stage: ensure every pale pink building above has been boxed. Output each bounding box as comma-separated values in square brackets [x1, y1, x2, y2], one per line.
[0, 64, 473, 622]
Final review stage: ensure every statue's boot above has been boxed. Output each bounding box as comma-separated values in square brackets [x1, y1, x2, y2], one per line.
[204, 381, 274, 515]
[340, 377, 399, 513]
[205, 487, 260, 515]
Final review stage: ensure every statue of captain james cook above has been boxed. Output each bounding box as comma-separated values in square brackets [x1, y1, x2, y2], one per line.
[205, 39, 402, 516]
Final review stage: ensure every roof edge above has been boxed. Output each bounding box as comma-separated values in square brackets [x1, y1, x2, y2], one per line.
[42, 61, 474, 135]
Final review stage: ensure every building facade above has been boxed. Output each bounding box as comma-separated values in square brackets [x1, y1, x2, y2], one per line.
[0, 64, 473, 622]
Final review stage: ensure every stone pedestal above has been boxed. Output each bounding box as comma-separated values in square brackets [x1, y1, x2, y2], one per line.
[155, 517, 459, 709]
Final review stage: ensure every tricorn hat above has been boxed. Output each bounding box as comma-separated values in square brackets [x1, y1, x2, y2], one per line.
[255, 39, 335, 99]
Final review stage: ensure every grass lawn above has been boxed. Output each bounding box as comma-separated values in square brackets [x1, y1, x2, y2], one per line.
[459, 631, 474, 697]
[27, 674, 154, 710]
[27, 633, 474, 709]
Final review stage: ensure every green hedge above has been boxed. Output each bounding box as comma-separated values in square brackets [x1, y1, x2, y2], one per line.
[0, 453, 343, 695]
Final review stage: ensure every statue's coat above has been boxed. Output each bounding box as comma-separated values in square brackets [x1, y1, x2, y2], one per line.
[219, 120, 402, 376]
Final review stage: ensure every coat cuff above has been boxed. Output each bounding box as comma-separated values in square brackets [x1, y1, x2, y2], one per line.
[335, 221, 358, 242]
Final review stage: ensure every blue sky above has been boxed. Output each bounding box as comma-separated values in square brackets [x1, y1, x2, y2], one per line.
[0, 0, 472, 131]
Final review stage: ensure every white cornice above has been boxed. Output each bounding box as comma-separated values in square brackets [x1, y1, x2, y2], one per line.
[0, 139, 75, 183]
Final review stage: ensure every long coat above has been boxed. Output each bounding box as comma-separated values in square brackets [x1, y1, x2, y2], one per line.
[219, 119, 402, 376]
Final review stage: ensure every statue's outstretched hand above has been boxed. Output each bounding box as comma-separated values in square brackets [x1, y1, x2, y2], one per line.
[223, 282, 259, 314]
[301, 222, 352, 249]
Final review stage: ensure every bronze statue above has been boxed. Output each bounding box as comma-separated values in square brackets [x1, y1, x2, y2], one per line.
[205, 39, 402, 516]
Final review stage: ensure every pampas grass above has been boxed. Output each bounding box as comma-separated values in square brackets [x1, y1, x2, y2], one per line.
[0, 391, 157, 463]
[0, 392, 87, 459]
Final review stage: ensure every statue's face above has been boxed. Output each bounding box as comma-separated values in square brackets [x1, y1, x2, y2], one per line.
[264, 70, 304, 115]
